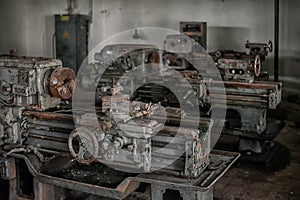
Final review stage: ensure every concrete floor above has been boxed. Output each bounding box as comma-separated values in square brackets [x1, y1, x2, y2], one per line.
[214, 100, 300, 200]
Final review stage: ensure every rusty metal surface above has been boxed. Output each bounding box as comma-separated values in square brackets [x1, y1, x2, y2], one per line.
[21, 106, 212, 178]
[0, 151, 140, 200]
[0, 55, 62, 67]
[0, 56, 64, 111]
[209, 40, 272, 83]
[1, 150, 239, 199]
[0, 157, 15, 179]
[68, 127, 99, 164]
[0, 46, 268, 199]
[0, 50, 245, 199]
[136, 150, 240, 192]
[23, 110, 74, 122]
[49, 67, 75, 100]
[33, 180, 55, 200]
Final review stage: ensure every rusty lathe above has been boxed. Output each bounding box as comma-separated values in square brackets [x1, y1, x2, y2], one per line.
[163, 35, 282, 156]
[0, 52, 239, 200]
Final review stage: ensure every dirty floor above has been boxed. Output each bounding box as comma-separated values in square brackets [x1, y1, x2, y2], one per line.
[214, 101, 300, 200]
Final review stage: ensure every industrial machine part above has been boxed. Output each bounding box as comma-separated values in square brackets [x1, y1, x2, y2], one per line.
[245, 40, 273, 62]
[78, 44, 211, 177]
[0, 52, 239, 200]
[209, 40, 273, 83]
[0, 56, 74, 110]
[93, 44, 160, 72]
[162, 35, 282, 154]
[0, 56, 75, 146]
[55, 14, 90, 74]
[214, 55, 261, 82]
[180, 22, 207, 49]
[0, 150, 239, 200]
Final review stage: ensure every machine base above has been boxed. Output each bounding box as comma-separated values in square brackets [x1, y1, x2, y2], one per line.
[0, 150, 239, 200]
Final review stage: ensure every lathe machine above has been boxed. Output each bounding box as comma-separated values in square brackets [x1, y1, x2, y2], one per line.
[0, 48, 239, 200]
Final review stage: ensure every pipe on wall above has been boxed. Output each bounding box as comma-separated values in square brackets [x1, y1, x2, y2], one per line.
[274, 0, 279, 82]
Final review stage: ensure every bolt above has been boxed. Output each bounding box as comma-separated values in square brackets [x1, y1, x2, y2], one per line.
[102, 141, 109, 150]
[52, 78, 58, 85]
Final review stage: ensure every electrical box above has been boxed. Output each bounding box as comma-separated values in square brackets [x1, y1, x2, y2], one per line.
[180, 22, 207, 49]
[55, 14, 89, 74]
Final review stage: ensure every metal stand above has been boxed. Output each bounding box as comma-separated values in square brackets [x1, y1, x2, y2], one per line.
[151, 184, 213, 200]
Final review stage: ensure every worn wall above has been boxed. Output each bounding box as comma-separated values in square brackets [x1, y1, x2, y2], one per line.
[0, 0, 299, 94]
[0, 0, 29, 55]
[279, 1, 300, 94]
